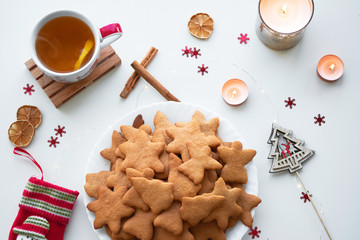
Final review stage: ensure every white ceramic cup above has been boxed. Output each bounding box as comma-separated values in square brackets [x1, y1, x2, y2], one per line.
[30, 10, 122, 83]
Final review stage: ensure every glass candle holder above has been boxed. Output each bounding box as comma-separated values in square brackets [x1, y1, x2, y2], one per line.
[256, 0, 314, 50]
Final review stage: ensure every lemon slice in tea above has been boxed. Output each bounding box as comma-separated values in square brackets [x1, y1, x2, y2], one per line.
[17, 105, 42, 129]
[188, 13, 214, 39]
[8, 120, 35, 147]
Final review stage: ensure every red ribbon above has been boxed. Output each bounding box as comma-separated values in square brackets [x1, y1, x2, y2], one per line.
[13, 147, 44, 180]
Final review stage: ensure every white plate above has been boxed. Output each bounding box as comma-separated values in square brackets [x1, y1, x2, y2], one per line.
[84, 101, 259, 240]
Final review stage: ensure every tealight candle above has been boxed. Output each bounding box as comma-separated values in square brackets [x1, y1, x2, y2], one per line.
[256, 0, 314, 50]
[317, 55, 344, 81]
[222, 79, 249, 106]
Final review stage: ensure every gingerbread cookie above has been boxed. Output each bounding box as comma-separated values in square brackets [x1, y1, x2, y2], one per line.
[190, 221, 226, 240]
[131, 176, 174, 214]
[153, 201, 183, 235]
[168, 153, 201, 201]
[180, 194, 225, 226]
[121, 124, 152, 140]
[106, 160, 131, 190]
[198, 170, 218, 194]
[123, 168, 155, 211]
[178, 142, 222, 184]
[203, 178, 243, 230]
[123, 209, 157, 240]
[119, 130, 165, 173]
[217, 141, 256, 184]
[84, 170, 114, 199]
[166, 120, 221, 161]
[87, 186, 134, 234]
[152, 129, 170, 179]
[154, 110, 175, 144]
[236, 188, 261, 227]
[153, 223, 194, 240]
[114, 124, 152, 160]
[176, 111, 221, 140]
[105, 222, 135, 240]
[192, 110, 220, 138]
[100, 130, 126, 167]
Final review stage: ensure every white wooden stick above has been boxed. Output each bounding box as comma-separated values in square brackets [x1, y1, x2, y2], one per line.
[295, 171, 332, 240]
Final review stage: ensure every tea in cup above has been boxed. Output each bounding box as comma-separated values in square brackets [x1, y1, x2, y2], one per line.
[30, 10, 122, 83]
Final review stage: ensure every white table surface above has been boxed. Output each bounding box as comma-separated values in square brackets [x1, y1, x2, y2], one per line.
[1, 0, 359, 239]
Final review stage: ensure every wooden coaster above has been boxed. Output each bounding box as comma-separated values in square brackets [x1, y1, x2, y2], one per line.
[25, 45, 121, 108]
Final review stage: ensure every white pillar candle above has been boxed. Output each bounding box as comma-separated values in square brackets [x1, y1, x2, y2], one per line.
[256, 0, 314, 50]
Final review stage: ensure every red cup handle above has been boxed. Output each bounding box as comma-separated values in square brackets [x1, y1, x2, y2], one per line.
[99, 23, 122, 49]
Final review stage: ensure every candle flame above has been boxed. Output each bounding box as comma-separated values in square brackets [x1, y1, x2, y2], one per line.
[329, 64, 335, 70]
[280, 5, 287, 15]
[232, 90, 237, 98]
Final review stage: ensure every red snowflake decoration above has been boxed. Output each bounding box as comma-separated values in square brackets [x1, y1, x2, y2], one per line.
[314, 114, 325, 126]
[191, 47, 201, 59]
[284, 97, 296, 109]
[300, 191, 313, 203]
[23, 84, 35, 95]
[48, 136, 59, 148]
[238, 33, 250, 44]
[197, 64, 208, 75]
[54, 125, 66, 137]
[248, 226, 261, 239]
[182, 46, 192, 57]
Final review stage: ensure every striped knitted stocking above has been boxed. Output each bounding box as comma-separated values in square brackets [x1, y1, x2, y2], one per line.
[9, 177, 79, 240]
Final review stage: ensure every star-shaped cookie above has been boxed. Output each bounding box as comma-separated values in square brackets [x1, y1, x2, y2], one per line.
[120, 124, 152, 140]
[106, 159, 131, 189]
[178, 142, 222, 184]
[166, 120, 221, 161]
[237, 188, 261, 227]
[152, 129, 170, 179]
[168, 153, 201, 201]
[84, 170, 114, 199]
[119, 130, 165, 173]
[217, 141, 256, 184]
[87, 186, 134, 234]
[114, 125, 152, 160]
[154, 110, 175, 144]
[100, 130, 126, 167]
[203, 177, 243, 230]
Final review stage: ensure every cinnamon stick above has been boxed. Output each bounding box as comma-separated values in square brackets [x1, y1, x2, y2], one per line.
[120, 47, 158, 98]
[131, 60, 180, 102]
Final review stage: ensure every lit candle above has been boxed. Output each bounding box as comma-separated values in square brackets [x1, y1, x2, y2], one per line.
[222, 79, 249, 106]
[317, 55, 344, 82]
[256, 0, 314, 50]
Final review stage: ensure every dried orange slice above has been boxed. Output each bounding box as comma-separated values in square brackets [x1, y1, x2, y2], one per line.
[17, 105, 42, 128]
[8, 120, 35, 147]
[188, 13, 214, 39]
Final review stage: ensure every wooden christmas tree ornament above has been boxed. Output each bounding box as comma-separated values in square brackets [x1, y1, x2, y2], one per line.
[268, 123, 314, 173]
[268, 123, 332, 240]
